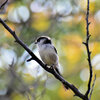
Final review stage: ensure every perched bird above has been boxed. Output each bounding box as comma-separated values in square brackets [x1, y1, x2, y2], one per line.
[35, 36, 69, 89]
[35, 36, 60, 75]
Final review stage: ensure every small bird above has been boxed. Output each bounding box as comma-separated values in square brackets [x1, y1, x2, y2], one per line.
[35, 36, 69, 89]
[35, 36, 61, 75]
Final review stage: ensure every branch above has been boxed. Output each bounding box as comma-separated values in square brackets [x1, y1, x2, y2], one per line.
[85, 0, 93, 96]
[89, 75, 96, 100]
[0, 18, 88, 100]
[83, 0, 95, 98]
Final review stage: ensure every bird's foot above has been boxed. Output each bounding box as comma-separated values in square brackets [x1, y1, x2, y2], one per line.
[50, 64, 55, 69]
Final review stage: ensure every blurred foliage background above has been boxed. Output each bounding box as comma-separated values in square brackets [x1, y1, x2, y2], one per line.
[0, 0, 100, 100]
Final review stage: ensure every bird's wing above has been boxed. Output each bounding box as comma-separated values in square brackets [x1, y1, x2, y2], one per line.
[53, 46, 57, 54]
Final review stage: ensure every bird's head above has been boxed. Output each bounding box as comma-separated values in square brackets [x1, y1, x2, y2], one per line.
[35, 36, 52, 45]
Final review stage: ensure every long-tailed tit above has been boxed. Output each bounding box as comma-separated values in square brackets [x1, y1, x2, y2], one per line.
[35, 36, 69, 89]
[35, 36, 61, 75]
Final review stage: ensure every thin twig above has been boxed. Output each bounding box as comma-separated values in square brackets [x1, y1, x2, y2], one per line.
[83, 0, 93, 97]
[89, 75, 96, 100]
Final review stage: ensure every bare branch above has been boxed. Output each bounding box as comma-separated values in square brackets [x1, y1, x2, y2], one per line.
[83, 0, 95, 98]
[27, 57, 33, 62]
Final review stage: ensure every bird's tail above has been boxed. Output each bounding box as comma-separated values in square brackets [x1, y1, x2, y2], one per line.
[54, 67, 69, 90]
[55, 67, 62, 76]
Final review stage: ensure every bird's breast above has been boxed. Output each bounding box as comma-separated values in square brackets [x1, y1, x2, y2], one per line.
[39, 45, 58, 66]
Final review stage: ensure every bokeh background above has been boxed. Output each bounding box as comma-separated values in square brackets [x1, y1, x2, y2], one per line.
[0, 0, 100, 100]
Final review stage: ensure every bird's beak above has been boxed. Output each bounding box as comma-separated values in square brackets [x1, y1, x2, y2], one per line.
[35, 41, 37, 44]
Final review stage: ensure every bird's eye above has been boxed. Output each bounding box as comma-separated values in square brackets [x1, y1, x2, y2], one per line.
[44, 39, 51, 44]
[37, 39, 41, 42]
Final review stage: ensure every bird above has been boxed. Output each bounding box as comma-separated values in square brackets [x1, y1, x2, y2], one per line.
[35, 36, 61, 75]
[35, 36, 69, 89]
